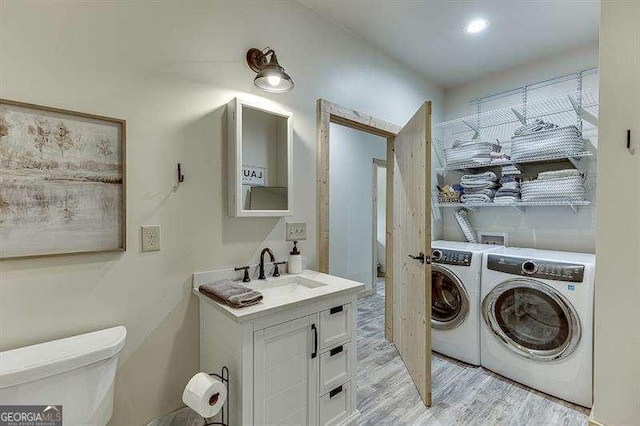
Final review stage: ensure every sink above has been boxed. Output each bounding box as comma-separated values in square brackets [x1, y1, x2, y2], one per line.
[254, 276, 327, 299]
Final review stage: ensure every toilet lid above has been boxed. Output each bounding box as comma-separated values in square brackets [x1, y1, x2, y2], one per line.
[0, 326, 126, 389]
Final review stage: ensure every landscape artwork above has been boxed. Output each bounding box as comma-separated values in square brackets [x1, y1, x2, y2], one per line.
[0, 99, 125, 259]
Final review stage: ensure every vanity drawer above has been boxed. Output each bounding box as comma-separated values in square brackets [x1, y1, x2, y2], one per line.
[319, 343, 353, 395]
[319, 381, 352, 426]
[319, 303, 352, 350]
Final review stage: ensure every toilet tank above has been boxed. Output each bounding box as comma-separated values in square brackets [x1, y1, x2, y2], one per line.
[0, 326, 126, 426]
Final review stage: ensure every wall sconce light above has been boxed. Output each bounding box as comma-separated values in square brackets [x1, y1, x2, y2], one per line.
[246, 47, 294, 93]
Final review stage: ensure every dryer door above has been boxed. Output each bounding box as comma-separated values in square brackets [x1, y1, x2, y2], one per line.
[482, 278, 581, 361]
[431, 265, 469, 330]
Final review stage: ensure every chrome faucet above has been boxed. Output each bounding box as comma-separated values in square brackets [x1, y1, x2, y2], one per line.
[259, 247, 276, 280]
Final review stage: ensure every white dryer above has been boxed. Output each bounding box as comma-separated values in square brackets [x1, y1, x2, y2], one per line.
[431, 240, 502, 366]
[480, 247, 595, 407]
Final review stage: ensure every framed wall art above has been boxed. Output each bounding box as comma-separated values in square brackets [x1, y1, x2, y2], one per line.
[0, 98, 126, 259]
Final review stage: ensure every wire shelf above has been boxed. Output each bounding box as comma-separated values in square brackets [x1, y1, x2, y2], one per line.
[434, 90, 598, 150]
[436, 200, 591, 214]
[435, 149, 594, 173]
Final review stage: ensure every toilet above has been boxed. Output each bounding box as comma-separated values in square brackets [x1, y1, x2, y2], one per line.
[0, 326, 127, 426]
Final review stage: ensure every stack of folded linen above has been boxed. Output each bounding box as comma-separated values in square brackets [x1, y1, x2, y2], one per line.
[511, 119, 584, 161]
[444, 140, 501, 167]
[501, 164, 522, 177]
[520, 169, 586, 202]
[494, 175, 521, 203]
[460, 172, 498, 204]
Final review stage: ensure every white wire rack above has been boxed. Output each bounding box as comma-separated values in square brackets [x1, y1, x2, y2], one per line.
[434, 89, 598, 147]
[436, 200, 591, 214]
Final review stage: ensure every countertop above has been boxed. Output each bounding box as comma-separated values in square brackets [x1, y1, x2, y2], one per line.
[193, 269, 365, 323]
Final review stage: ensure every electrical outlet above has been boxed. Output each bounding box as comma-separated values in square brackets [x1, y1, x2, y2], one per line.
[286, 221, 307, 241]
[141, 225, 161, 252]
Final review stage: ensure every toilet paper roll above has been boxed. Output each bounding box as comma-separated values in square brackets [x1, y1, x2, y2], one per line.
[182, 372, 227, 418]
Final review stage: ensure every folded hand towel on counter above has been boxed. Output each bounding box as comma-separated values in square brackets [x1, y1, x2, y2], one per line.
[199, 279, 263, 308]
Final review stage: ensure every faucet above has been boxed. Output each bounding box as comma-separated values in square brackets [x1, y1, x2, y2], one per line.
[259, 247, 276, 280]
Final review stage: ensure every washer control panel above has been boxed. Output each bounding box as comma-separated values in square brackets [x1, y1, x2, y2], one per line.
[487, 254, 585, 283]
[431, 249, 472, 266]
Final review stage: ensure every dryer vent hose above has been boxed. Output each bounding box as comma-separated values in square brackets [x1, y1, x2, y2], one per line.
[454, 209, 477, 243]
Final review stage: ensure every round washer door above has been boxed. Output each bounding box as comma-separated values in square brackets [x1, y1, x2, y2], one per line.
[431, 265, 470, 330]
[482, 278, 581, 361]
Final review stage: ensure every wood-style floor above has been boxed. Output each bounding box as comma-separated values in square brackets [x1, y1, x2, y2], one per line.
[150, 282, 589, 426]
[356, 283, 589, 425]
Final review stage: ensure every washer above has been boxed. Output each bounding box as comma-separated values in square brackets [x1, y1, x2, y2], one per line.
[431, 240, 502, 366]
[480, 247, 595, 407]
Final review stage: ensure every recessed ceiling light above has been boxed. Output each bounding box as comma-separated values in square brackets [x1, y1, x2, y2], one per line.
[465, 19, 489, 35]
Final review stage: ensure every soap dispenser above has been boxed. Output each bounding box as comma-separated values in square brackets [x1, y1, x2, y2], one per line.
[289, 241, 303, 274]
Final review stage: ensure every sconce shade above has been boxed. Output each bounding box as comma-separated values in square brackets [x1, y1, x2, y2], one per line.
[247, 49, 294, 93]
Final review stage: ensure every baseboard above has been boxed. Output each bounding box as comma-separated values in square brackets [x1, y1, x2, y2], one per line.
[358, 288, 376, 297]
[588, 409, 605, 426]
[338, 410, 360, 426]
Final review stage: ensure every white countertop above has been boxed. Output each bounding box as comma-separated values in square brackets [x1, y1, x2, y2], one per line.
[193, 270, 365, 323]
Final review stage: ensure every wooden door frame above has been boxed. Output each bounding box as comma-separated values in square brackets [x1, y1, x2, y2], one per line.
[371, 158, 387, 296]
[316, 99, 400, 340]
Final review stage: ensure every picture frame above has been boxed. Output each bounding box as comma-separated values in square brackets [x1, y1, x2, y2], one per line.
[0, 98, 126, 259]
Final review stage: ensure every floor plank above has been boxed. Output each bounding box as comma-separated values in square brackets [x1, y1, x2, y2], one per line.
[356, 284, 589, 426]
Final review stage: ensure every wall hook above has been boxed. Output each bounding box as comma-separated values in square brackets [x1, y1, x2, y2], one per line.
[628, 130, 635, 155]
[177, 162, 185, 183]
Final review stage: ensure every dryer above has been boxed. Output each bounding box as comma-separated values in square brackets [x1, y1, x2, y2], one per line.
[480, 247, 595, 407]
[431, 240, 502, 366]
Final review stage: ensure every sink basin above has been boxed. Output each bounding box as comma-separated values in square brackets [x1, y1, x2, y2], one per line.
[255, 276, 327, 299]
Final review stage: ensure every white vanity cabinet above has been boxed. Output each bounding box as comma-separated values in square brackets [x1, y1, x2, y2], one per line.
[197, 278, 360, 426]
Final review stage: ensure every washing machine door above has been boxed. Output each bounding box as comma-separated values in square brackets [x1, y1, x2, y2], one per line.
[431, 265, 469, 330]
[482, 278, 581, 361]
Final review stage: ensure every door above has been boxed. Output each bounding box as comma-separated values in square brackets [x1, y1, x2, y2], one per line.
[392, 101, 432, 406]
[482, 279, 582, 361]
[254, 315, 318, 425]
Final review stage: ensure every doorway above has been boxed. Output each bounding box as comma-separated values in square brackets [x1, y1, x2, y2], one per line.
[372, 159, 387, 296]
[317, 99, 433, 406]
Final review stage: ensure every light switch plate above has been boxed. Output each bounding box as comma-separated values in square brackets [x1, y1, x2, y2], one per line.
[141, 225, 161, 252]
[286, 221, 307, 241]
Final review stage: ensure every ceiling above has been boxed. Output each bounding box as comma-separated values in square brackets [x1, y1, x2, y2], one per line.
[299, 0, 599, 88]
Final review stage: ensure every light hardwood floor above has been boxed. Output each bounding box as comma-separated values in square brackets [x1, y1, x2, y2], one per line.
[150, 282, 589, 426]
[356, 284, 589, 425]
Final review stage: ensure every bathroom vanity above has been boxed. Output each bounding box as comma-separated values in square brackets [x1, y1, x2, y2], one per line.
[193, 269, 364, 426]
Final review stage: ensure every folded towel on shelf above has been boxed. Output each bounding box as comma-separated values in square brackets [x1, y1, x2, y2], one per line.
[495, 188, 520, 196]
[460, 171, 498, 190]
[494, 196, 520, 203]
[465, 188, 496, 197]
[444, 140, 501, 167]
[499, 181, 520, 190]
[461, 193, 493, 204]
[501, 164, 522, 176]
[199, 279, 263, 308]
[513, 118, 559, 137]
[537, 169, 583, 180]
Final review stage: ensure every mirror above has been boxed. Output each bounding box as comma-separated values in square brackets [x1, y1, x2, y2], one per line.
[227, 98, 292, 217]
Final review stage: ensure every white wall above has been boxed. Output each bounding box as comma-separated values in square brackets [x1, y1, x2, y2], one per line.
[0, 1, 443, 424]
[592, 2, 640, 425]
[440, 43, 599, 253]
[376, 164, 386, 272]
[328, 123, 386, 290]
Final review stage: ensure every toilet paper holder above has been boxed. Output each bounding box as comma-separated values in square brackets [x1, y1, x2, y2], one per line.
[204, 366, 229, 426]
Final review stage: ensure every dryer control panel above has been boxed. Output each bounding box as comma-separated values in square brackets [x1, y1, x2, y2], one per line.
[431, 249, 472, 266]
[487, 254, 585, 283]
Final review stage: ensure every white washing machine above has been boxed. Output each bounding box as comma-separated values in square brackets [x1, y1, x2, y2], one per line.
[431, 240, 502, 366]
[480, 247, 595, 407]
